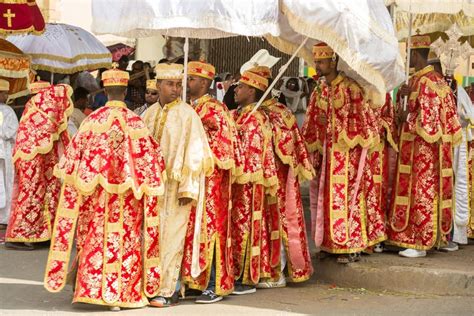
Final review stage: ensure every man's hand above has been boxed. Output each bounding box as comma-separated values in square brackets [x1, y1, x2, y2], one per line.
[397, 108, 409, 123]
[179, 197, 193, 206]
[399, 84, 412, 98]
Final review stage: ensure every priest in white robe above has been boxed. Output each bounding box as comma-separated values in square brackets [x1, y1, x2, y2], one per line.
[142, 63, 213, 307]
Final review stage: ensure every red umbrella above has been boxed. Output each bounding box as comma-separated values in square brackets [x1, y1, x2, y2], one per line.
[0, 0, 45, 35]
[107, 43, 135, 62]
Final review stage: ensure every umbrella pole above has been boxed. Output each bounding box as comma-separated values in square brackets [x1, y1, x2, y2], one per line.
[403, 9, 413, 111]
[246, 36, 309, 120]
[50, 72, 54, 85]
[182, 37, 189, 102]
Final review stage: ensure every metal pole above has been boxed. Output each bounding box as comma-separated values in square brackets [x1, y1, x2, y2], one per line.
[182, 37, 189, 102]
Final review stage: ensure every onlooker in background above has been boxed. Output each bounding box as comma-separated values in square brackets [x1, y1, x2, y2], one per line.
[126, 60, 146, 110]
[69, 87, 88, 134]
[280, 77, 308, 128]
[134, 79, 159, 117]
[118, 55, 129, 71]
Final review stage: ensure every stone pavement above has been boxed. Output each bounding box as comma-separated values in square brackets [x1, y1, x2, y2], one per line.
[1, 244, 473, 315]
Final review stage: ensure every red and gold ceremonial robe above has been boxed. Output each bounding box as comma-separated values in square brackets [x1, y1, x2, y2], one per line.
[44, 101, 166, 308]
[182, 94, 241, 295]
[259, 98, 314, 282]
[302, 73, 382, 254]
[232, 103, 278, 285]
[388, 66, 462, 250]
[369, 94, 398, 218]
[6, 84, 73, 243]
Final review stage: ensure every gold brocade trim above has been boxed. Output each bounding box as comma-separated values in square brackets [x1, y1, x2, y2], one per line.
[328, 146, 350, 246]
[29, 53, 112, 64]
[253, 211, 262, 221]
[270, 231, 280, 240]
[305, 140, 323, 154]
[146, 216, 159, 227]
[382, 121, 398, 151]
[337, 130, 380, 151]
[79, 111, 151, 140]
[32, 62, 112, 75]
[366, 234, 388, 248]
[373, 175, 382, 183]
[399, 165, 411, 174]
[6, 236, 51, 243]
[395, 196, 409, 206]
[44, 186, 82, 293]
[401, 133, 416, 141]
[53, 168, 165, 200]
[73, 296, 149, 308]
[13, 86, 74, 162]
[251, 246, 260, 256]
[415, 120, 462, 146]
[442, 169, 453, 177]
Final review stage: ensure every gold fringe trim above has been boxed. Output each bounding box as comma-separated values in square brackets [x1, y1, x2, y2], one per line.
[29, 53, 112, 64]
[79, 111, 151, 140]
[414, 120, 462, 146]
[54, 167, 165, 200]
[382, 121, 399, 151]
[305, 140, 323, 154]
[32, 62, 112, 75]
[337, 130, 380, 150]
[280, 3, 399, 95]
[13, 86, 74, 162]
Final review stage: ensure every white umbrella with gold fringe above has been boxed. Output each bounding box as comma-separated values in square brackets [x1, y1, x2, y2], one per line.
[7, 23, 112, 74]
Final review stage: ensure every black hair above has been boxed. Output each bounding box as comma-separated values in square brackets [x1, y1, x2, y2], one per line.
[105, 85, 127, 97]
[73, 87, 89, 101]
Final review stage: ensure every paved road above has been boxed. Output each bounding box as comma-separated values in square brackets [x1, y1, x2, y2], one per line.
[1, 247, 472, 316]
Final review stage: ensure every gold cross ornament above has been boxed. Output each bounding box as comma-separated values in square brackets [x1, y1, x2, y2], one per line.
[3, 9, 15, 28]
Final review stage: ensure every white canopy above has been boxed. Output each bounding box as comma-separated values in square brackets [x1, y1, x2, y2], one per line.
[385, 0, 474, 16]
[8, 23, 112, 74]
[387, 0, 474, 38]
[266, 0, 405, 95]
[91, 0, 280, 39]
[91, 0, 405, 95]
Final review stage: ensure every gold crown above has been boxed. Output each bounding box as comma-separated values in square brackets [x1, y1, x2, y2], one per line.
[146, 79, 157, 91]
[240, 70, 268, 91]
[30, 77, 50, 94]
[247, 65, 272, 79]
[155, 63, 183, 80]
[102, 64, 129, 87]
[410, 35, 431, 49]
[188, 61, 216, 80]
[0, 79, 9, 92]
[312, 42, 335, 60]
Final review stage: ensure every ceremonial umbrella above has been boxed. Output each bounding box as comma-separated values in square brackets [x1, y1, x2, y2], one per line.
[0, 39, 31, 99]
[107, 43, 135, 62]
[7, 23, 112, 74]
[0, 0, 45, 36]
[265, 0, 404, 100]
[92, 0, 404, 101]
[385, 0, 474, 108]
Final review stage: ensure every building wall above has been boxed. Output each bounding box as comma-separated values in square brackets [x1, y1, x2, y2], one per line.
[208, 36, 299, 77]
